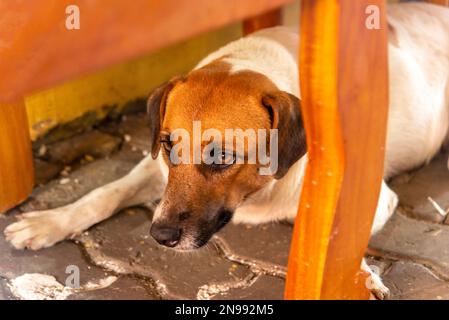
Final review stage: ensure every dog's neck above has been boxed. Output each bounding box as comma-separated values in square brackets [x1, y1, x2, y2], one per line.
[233, 155, 307, 225]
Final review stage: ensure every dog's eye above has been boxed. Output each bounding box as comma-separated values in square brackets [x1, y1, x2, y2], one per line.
[210, 151, 235, 170]
[221, 152, 235, 164]
[160, 139, 172, 153]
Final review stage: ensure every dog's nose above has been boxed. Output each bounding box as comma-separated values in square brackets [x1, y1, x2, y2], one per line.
[150, 224, 181, 247]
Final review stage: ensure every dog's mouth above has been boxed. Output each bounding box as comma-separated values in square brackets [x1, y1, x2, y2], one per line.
[167, 208, 234, 251]
[190, 208, 233, 248]
[214, 208, 234, 232]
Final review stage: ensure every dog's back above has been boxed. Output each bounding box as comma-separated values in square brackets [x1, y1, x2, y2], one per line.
[386, 3, 449, 177]
[199, 3, 449, 178]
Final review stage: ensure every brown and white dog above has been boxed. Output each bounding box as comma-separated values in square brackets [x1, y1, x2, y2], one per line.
[4, 3, 449, 299]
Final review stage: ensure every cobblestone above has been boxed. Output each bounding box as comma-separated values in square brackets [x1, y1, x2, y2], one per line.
[2, 112, 448, 300]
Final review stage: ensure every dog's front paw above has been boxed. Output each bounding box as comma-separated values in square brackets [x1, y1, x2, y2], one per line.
[4, 210, 73, 250]
[365, 267, 390, 300]
[367, 274, 390, 300]
[362, 259, 390, 300]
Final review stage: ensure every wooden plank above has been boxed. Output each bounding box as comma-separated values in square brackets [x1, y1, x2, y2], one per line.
[0, 0, 294, 104]
[243, 8, 282, 35]
[0, 102, 34, 213]
[285, 0, 389, 299]
[25, 25, 242, 140]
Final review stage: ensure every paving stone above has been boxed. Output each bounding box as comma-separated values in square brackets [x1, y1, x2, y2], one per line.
[218, 222, 292, 267]
[6, 106, 449, 299]
[68, 276, 159, 300]
[100, 113, 150, 154]
[81, 208, 254, 300]
[45, 130, 122, 164]
[0, 210, 111, 298]
[390, 150, 449, 223]
[213, 275, 284, 300]
[369, 211, 449, 277]
[0, 277, 13, 300]
[34, 159, 63, 186]
[21, 156, 138, 212]
[1, 216, 147, 300]
[383, 261, 449, 300]
[114, 114, 151, 153]
[34, 111, 101, 147]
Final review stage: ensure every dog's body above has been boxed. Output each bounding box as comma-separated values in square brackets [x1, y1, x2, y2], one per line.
[4, 3, 449, 299]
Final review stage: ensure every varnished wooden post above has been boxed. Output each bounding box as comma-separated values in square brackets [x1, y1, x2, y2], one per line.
[285, 0, 389, 299]
[243, 8, 282, 35]
[284, 0, 345, 300]
[0, 102, 34, 213]
[321, 0, 389, 299]
[426, 0, 449, 6]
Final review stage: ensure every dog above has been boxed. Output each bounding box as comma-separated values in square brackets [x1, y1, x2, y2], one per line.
[4, 3, 449, 299]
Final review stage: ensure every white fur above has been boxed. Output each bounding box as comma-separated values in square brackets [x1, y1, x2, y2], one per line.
[230, 3, 449, 227]
[4, 3, 449, 264]
[4, 155, 163, 249]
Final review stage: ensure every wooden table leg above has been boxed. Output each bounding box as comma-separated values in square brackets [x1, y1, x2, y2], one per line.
[243, 8, 282, 35]
[285, 0, 389, 299]
[0, 102, 34, 213]
[426, 0, 449, 6]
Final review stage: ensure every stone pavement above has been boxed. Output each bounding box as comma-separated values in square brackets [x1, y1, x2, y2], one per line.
[1, 111, 448, 300]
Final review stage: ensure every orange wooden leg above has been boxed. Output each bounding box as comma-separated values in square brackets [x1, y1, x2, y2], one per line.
[426, 0, 449, 6]
[243, 8, 282, 35]
[285, 0, 389, 300]
[0, 102, 34, 213]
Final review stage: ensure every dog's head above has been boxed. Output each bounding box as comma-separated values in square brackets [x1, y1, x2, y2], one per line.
[147, 61, 306, 250]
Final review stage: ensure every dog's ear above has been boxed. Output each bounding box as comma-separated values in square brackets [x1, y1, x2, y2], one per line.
[261, 91, 307, 179]
[147, 78, 181, 159]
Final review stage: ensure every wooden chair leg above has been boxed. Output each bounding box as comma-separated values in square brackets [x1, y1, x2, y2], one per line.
[426, 0, 449, 6]
[0, 102, 34, 213]
[285, 0, 389, 300]
[242, 8, 282, 35]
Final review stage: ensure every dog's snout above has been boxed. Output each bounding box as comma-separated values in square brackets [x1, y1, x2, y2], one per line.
[150, 224, 181, 248]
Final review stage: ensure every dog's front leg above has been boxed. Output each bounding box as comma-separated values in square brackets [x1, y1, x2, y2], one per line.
[4, 155, 164, 250]
[371, 180, 398, 235]
[362, 180, 398, 299]
[362, 258, 390, 300]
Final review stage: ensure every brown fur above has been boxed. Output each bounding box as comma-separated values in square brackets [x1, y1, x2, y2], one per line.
[148, 60, 306, 248]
